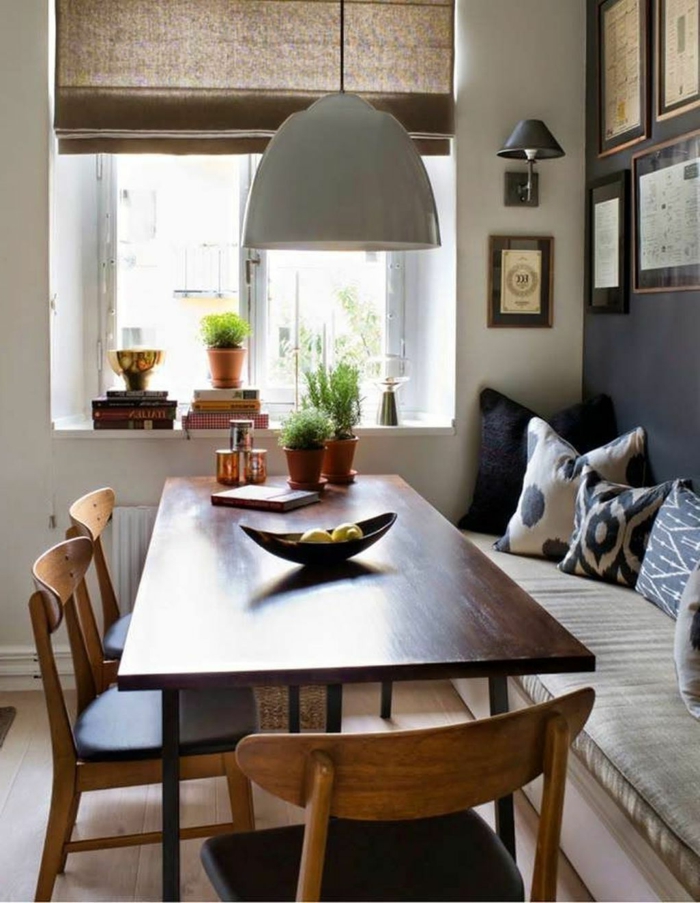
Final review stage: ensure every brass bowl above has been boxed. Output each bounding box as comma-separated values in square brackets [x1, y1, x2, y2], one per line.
[107, 349, 165, 391]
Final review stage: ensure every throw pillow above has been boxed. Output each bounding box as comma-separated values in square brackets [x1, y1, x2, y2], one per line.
[494, 419, 647, 560]
[674, 567, 700, 719]
[636, 483, 700, 619]
[559, 467, 679, 586]
[458, 389, 617, 535]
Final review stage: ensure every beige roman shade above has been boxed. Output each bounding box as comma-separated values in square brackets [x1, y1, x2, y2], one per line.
[54, 0, 455, 155]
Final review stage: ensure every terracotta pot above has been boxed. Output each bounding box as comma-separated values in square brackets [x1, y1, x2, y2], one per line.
[283, 447, 326, 488]
[207, 347, 247, 388]
[322, 437, 358, 482]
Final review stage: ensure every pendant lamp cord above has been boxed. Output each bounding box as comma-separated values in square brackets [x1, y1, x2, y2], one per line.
[340, 0, 345, 93]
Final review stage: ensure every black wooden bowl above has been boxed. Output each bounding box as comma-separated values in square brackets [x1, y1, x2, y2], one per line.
[240, 512, 397, 566]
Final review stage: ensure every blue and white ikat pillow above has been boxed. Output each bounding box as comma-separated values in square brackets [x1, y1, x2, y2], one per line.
[635, 483, 700, 619]
[559, 467, 680, 587]
[494, 418, 646, 561]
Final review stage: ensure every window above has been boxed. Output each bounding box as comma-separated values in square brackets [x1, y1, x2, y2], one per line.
[99, 154, 406, 411]
[51, 152, 455, 427]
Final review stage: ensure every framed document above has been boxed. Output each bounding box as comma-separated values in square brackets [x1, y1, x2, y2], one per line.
[598, 0, 650, 156]
[586, 171, 630, 313]
[633, 129, 700, 291]
[488, 236, 554, 328]
[656, 0, 700, 120]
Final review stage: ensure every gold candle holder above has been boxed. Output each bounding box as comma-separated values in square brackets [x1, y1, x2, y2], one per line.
[216, 449, 240, 485]
[246, 449, 268, 484]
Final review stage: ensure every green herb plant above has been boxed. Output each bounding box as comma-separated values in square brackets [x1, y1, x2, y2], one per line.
[303, 361, 362, 440]
[278, 407, 333, 450]
[199, 312, 252, 348]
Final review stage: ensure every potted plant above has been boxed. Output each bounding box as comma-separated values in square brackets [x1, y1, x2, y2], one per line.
[278, 407, 333, 489]
[199, 311, 252, 388]
[304, 361, 362, 482]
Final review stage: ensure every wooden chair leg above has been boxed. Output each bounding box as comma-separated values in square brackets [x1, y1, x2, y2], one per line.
[58, 792, 81, 872]
[223, 752, 255, 833]
[35, 769, 77, 901]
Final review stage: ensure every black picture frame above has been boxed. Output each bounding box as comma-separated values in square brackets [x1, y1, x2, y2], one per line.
[598, 0, 650, 157]
[633, 128, 700, 292]
[488, 236, 554, 328]
[586, 171, 630, 313]
[656, 0, 700, 121]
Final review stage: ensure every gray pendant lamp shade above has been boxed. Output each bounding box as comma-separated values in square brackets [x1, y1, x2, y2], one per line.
[241, 93, 441, 251]
[497, 120, 565, 160]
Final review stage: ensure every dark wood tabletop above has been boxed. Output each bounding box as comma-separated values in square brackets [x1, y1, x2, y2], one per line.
[118, 475, 594, 691]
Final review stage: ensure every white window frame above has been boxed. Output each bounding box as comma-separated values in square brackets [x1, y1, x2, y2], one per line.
[96, 153, 407, 410]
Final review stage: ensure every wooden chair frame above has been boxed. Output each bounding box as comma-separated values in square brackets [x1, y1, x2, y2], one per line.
[233, 687, 595, 902]
[31, 536, 254, 902]
[67, 487, 122, 692]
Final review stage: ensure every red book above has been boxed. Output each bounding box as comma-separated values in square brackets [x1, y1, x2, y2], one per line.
[93, 407, 176, 420]
[182, 410, 270, 430]
[211, 485, 319, 511]
[92, 419, 174, 430]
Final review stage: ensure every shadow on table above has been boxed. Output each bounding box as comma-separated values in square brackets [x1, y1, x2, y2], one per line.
[249, 560, 395, 607]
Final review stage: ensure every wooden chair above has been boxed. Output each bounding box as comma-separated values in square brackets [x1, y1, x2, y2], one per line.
[30, 536, 257, 902]
[66, 487, 130, 692]
[201, 687, 594, 902]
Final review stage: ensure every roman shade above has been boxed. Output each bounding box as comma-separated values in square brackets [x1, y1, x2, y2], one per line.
[54, 0, 455, 155]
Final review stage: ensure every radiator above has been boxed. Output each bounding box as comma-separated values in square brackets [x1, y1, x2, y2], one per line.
[111, 506, 158, 613]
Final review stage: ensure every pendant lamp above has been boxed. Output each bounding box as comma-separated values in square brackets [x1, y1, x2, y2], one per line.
[241, 2, 440, 251]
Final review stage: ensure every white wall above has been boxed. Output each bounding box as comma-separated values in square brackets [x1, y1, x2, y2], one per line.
[0, 0, 585, 650]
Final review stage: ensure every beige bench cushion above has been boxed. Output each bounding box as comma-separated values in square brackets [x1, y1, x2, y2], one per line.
[464, 531, 700, 900]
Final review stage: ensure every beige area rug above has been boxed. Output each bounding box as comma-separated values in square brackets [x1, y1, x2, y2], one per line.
[255, 687, 326, 732]
[0, 707, 16, 748]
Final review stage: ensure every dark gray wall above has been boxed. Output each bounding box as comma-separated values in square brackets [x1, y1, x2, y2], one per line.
[583, 0, 700, 482]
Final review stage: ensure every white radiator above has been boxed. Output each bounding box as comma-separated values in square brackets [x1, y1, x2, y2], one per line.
[111, 506, 158, 613]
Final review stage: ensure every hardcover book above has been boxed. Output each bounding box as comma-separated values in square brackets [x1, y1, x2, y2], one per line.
[191, 399, 262, 412]
[182, 411, 270, 430]
[211, 485, 320, 511]
[93, 419, 174, 430]
[93, 397, 177, 409]
[105, 389, 169, 398]
[93, 407, 177, 420]
[193, 388, 260, 401]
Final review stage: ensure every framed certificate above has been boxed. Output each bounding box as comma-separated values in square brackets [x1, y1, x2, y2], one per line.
[598, 0, 650, 157]
[586, 171, 630, 313]
[656, 0, 700, 120]
[633, 129, 700, 291]
[488, 236, 554, 328]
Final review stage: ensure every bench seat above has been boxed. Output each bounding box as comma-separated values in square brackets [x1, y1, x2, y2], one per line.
[461, 531, 700, 901]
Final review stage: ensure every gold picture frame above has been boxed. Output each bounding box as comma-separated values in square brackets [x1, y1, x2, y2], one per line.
[487, 236, 554, 328]
[598, 0, 651, 157]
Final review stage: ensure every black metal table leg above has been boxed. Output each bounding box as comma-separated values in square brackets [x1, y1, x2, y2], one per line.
[162, 688, 180, 902]
[288, 685, 301, 732]
[380, 681, 393, 719]
[489, 675, 516, 859]
[326, 684, 343, 732]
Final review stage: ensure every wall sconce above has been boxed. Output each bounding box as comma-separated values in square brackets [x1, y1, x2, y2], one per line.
[497, 119, 565, 207]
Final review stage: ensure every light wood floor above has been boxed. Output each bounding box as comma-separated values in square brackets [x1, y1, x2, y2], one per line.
[0, 681, 592, 902]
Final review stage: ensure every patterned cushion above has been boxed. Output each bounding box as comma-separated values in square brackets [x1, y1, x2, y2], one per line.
[494, 419, 647, 560]
[559, 468, 679, 586]
[635, 483, 700, 619]
[675, 568, 700, 719]
[458, 389, 617, 535]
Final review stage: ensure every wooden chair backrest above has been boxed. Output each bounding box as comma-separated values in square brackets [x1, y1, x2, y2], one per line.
[68, 488, 120, 631]
[31, 537, 99, 762]
[236, 687, 595, 902]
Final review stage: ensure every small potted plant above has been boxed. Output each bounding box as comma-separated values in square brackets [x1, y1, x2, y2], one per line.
[278, 407, 333, 489]
[304, 361, 362, 482]
[199, 311, 252, 388]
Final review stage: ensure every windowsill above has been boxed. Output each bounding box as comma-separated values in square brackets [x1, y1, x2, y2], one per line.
[52, 417, 456, 439]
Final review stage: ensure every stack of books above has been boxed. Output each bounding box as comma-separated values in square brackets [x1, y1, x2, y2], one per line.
[92, 390, 178, 430]
[182, 388, 269, 431]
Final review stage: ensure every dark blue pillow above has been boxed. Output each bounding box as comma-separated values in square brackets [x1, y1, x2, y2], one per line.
[636, 483, 700, 619]
[458, 389, 618, 535]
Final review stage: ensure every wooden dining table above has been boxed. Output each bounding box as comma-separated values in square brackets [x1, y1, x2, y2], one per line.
[118, 474, 595, 901]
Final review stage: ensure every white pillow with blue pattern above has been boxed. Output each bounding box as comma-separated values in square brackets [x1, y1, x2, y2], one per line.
[675, 567, 700, 719]
[495, 418, 646, 560]
[558, 467, 681, 587]
[635, 483, 700, 619]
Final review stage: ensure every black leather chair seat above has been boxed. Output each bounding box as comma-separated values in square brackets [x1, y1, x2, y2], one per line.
[103, 612, 131, 659]
[75, 686, 258, 762]
[201, 809, 524, 902]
